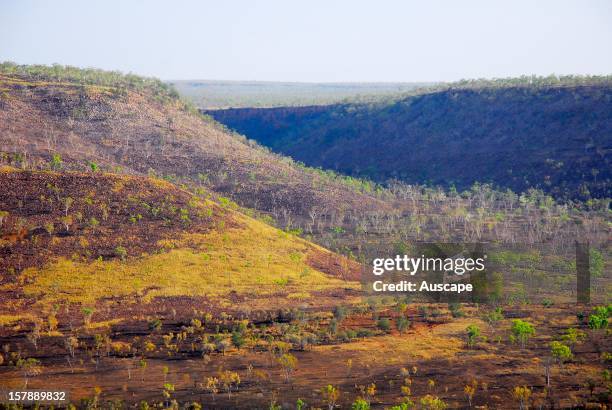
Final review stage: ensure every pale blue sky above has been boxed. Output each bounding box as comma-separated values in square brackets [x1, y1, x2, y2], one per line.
[1, 0, 611, 82]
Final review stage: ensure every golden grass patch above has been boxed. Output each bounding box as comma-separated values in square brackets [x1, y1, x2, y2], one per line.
[315, 321, 467, 365]
[87, 318, 123, 330]
[21, 212, 357, 305]
[0, 313, 35, 327]
[287, 292, 312, 300]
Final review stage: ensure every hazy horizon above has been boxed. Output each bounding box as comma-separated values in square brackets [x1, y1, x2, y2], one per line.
[169, 79, 432, 84]
[1, 0, 611, 82]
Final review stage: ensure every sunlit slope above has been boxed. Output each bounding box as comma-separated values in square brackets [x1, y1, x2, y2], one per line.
[0, 169, 360, 308]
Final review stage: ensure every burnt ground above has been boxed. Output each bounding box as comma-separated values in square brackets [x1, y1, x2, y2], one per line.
[0, 170, 226, 276]
[0, 301, 609, 409]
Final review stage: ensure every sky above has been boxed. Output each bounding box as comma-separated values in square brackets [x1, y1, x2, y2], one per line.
[1, 0, 611, 82]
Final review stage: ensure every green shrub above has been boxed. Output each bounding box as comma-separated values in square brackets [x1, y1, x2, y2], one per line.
[396, 316, 410, 334]
[351, 398, 370, 410]
[588, 305, 611, 330]
[231, 331, 245, 349]
[115, 246, 127, 261]
[148, 319, 162, 331]
[550, 341, 572, 363]
[466, 325, 480, 348]
[511, 319, 535, 348]
[376, 317, 391, 332]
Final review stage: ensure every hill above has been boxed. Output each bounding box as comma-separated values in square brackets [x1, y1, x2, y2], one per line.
[0, 168, 359, 316]
[1, 65, 609, 254]
[0, 63, 388, 224]
[207, 76, 612, 201]
[169, 80, 431, 109]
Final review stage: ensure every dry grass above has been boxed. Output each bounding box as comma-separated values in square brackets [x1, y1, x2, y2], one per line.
[314, 319, 474, 365]
[21, 211, 357, 305]
[0, 313, 35, 327]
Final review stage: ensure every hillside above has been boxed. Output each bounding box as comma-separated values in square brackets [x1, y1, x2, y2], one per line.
[169, 80, 430, 109]
[0, 168, 359, 315]
[1, 65, 609, 254]
[0, 64, 392, 224]
[0, 171, 608, 409]
[208, 77, 612, 201]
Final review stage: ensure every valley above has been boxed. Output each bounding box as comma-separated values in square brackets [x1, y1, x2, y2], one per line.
[207, 77, 612, 201]
[168, 81, 431, 109]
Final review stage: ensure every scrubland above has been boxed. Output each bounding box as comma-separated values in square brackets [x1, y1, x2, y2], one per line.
[0, 64, 609, 409]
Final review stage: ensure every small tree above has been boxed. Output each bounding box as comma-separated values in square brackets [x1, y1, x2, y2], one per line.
[346, 358, 353, 376]
[333, 305, 347, 321]
[27, 320, 42, 350]
[139, 358, 147, 381]
[231, 331, 245, 349]
[89, 217, 99, 228]
[377, 317, 391, 332]
[329, 318, 338, 335]
[396, 316, 410, 334]
[550, 341, 572, 365]
[512, 386, 531, 410]
[466, 325, 480, 348]
[92, 386, 102, 408]
[148, 318, 162, 332]
[114, 246, 128, 261]
[559, 328, 586, 346]
[541, 341, 574, 388]
[483, 307, 503, 329]
[351, 398, 370, 410]
[400, 377, 412, 401]
[321, 384, 340, 410]
[540, 356, 553, 387]
[44, 222, 54, 235]
[584, 378, 597, 398]
[269, 398, 282, 410]
[464, 379, 477, 408]
[162, 383, 174, 405]
[16, 358, 42, 388]
[216, 339, 231, 356]
[82, 307, 94, 326]
[65, 335, 78, 370]
[277, 353, 298, 383]
[588, 305, 610, 330]
[420, 395, 447, 410]
[218, 370, 240, 399]
[47, 312, 58, 334]
[361, 383, 376, 406]
[204, 377, 219, 402]
[511, 320, 535, 348]
[61, 215, 73, 232]
[63, 197, 73, 216]
[50, 154, 62, 170]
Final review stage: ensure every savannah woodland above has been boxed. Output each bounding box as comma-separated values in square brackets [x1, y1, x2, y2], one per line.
[0, 63, 610, 409]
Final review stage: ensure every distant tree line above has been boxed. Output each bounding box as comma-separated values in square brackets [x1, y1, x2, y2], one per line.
[0, 61, 180, 100]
